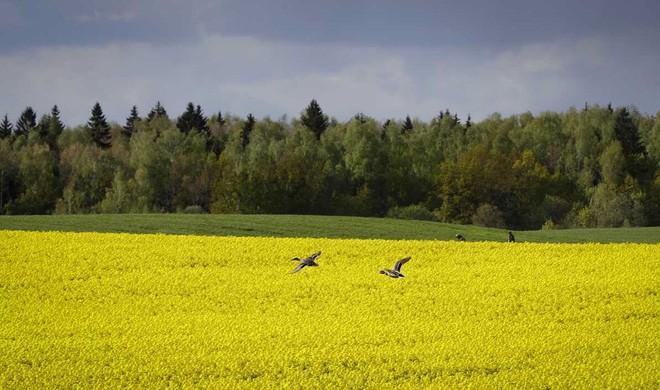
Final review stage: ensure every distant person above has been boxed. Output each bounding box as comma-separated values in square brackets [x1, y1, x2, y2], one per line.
[455, 233, 465, 242]
[508, 231, 516, 242]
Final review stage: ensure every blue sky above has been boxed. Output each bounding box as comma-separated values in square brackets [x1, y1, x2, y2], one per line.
[1, 0, 659, 126]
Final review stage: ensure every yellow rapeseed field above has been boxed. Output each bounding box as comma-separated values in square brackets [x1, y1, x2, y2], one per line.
[1, 230, 658, 389]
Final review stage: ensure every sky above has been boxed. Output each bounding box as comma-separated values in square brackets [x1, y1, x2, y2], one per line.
[1, 0, 659, 126]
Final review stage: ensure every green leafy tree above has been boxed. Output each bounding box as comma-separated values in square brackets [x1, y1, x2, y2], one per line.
[55, 143, 115, 213]
[87, 102, 111, 149]
[15, 107, 37, 137]
[300, 99, 328, 140]
[0, 139, 20, 213]
[0, 114, 13, 139]
[123, 105, 140, 138]
[7, 144, 59, 214]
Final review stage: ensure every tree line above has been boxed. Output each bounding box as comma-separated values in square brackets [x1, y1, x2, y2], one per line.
[1, 100, 659, 229]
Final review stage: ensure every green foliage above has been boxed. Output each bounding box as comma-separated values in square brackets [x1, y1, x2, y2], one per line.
[241, 114, 255, 149]
[176, 102, 209, 136]
[0, 101, 658, 228]
[401, 115, 413, 134]
[472, 203, 506, 228]
[147, 101, 168, 120]
[87, 102, 111, 149]
[0, 114, 13, 139]
[123, 105, 140, 138]
[386, 204, 437, 221]
[614, 107, 644, 157]
[6, 144, 59, 214]
[15, 107, 36, 137]
[300, 99, 328, 140]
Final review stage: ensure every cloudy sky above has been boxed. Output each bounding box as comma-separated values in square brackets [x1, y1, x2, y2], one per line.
[1, 0, 659, 126]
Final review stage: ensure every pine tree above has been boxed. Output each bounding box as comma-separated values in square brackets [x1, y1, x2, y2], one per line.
[354, 112, 367, 124]
[401, 115, 413, 134]
[177, 102, 209, 135]
[36, 114, 51, 140]
[50, 105, 65, 136]
[147, 101, 168, 120]
[241, 113, 255, 148]
[614, 107, 644, 157]
[123, 105, 140, 137]
[15, 107, 37, 137]
[195, 105, 210, 135]
[87, 102, 111, 148]
[453, 113, 460, 126]
[0, 114, 12, 139]
[216, 111, 226, 127]
[465, 114, 472, 130]
[300, 99, 328, 140]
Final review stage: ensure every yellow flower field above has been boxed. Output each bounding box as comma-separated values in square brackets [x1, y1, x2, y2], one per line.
[1, 230, 658, 389]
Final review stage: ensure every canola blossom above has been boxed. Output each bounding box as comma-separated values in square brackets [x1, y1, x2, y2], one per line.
[1, 230, 659, 388]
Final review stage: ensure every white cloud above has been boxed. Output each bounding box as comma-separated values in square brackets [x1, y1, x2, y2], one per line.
[0, 33, 657, 127]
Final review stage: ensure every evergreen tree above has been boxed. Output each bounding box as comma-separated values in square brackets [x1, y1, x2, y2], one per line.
[87, 102, 111, 149]
[195, 105, 210, 135]
[300, 99, 328, 140]
[614, 107, 644, 157]
[177, 102, 209, 135]
[241, 113, 255, 148]
[123, 105, 140, 138]
[401, 115, 413, 134]
[465, 114, 472, 130]
[36, 114, 52, 140]
[354, 112, 367, 124]
[216, 111, 226, 127]
[0, 114, 12, 139]
[15, 107, 37, 137]
[39, 105, 65, 149]
[147, 101, 168, 120]
[50, 105, 65, 136]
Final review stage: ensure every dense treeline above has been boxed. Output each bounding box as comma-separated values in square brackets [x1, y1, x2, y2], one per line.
[0, 100, 659, 229]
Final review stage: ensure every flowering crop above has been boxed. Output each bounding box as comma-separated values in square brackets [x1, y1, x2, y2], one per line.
[1, 231, 658, 388]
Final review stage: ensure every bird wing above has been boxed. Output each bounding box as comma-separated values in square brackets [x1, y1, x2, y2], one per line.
[291, 262, 307, 274]
[394, 257, 411, 272]
[307, 251, 321, 261]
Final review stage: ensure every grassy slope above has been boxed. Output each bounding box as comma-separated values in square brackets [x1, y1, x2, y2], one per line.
[0, 214, 658, 243]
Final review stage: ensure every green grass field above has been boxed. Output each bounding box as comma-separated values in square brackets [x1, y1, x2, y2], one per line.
[0, 214, 658, 243]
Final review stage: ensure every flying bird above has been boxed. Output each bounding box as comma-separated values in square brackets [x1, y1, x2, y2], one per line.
[379, 256, 411, 278]
[290, 251, 321, 274]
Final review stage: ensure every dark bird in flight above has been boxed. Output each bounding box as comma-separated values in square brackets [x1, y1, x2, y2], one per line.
[291, 251, 321, 274]
[379, 257, 411, 278]
[455, 233, 466, 241]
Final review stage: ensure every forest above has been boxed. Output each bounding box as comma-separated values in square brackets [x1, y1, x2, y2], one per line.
[0, 100, 658, 230]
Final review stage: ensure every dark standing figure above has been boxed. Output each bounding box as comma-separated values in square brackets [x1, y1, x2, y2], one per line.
[508, 231, 516, 242]
[455, 234, 466, 242]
